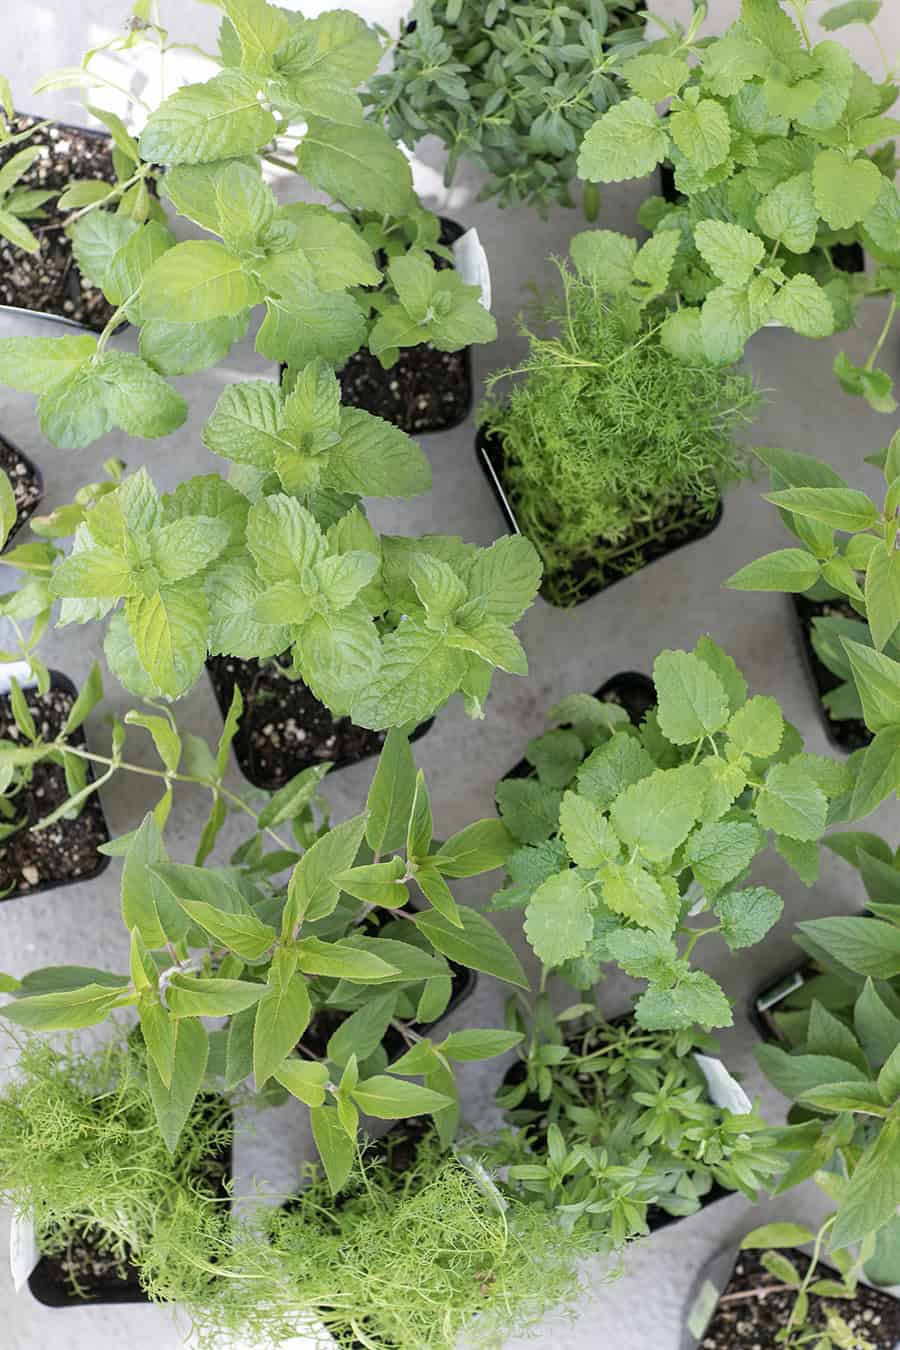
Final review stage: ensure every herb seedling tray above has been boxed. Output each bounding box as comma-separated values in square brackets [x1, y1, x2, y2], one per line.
[503, 670, 655, 783]
[0, 667, 110, 901]
[206, 653, 434, 791]
[682, 1244, 900, 1350]
[338, 216, 473, 435]
[792, 593, 872, 753]
[0, 115, 118, 331]
[475, 424, 723, 608]
[0, 432, 43, 548]
[26, 1098, 233, 1308]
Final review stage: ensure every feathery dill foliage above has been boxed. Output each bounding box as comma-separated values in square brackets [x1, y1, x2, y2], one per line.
[180, 1131, 582, 1350]
[481, 264, 759, 605]
[0, 1036, 232, 1292]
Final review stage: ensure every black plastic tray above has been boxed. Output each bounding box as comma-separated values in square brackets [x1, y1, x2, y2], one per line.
[475, 424, 723, 608]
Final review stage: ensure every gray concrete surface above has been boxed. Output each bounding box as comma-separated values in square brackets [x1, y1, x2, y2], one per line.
[1, 1, 900, 1347]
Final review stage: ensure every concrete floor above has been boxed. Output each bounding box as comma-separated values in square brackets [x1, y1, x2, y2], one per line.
[2, 1, 900, 1347]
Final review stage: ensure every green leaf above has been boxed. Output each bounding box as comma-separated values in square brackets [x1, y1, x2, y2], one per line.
[310, 1104, 354, 1192]
[328, 408, 431, 499]
[610, 765, 706, 861]
[653, 649, 730, 745]
[577, 98, 669, 182]
[413, 906, 529, 989]
[222, 0, 291, 75]
[147, 1016, 208, 1155]
[842, 638, 900, 732]
[577, 734, 654, 809]
[757, 761, 828, 842]
[833, 1114, 900, 1249]
[466, 535, 543, 625]
[636, 969, 732, 1031]
[142, 241, 259, 323]
[741, 1224, 816, 1250]
[141, 313, 249, 376]
[126, 580, 209, 699]
[855, 979, 900, 1067]
[0, 982, 132, 1031]
[70, 212, 139, 290]
[351, 623, 465, 731]
[798, 916, 900, 979]
[701, 280, 772, 364]
[524, 729, 584, 790]
[334, 858, 407, 908]
[282, 813, 368, 937]
[685, 822, 761, 894]
[558, 791, 620, 868]
[524, 870, 595, 966]
[256, 762, 331, 830]
[813, 149, 882, 230]
[140, 70, 277, 164]
[878, 1042, 900, 1102]
[256, 287, 366, 369]
[714, 886, 783, 950]
[297, 116, 413, 215]
[621, 53, 691, 101]
[165, 974, 266, 1018]
[850, 728, 900, 817]
[438, 1029, 523, 1062]
[600, 861, 680, 937]
[433, 819, 513, 878]
[253, 952, 312, 1087]
[727, 696, 784, 757]
[771, 274, 835, 339]
[756, 171, 819, 253]
[176, 899, 276, 961]
[325, 991, 398, 1067]
[569, 229, 636, 292]
[272, 1058, 329, 1108]
[495, 778, 562, 845]
[350, 1075, 452, 1119]
[866, 542, 900, 650]
[366, 729, 416, 856]
[821, 1, 881, 29]
[694, 220, 764, 286]
[758, 1043, 871, 1097]
[0, 334, 97, 395]
[670, 99, 731, 173]
[139, 1001, 176, 1089]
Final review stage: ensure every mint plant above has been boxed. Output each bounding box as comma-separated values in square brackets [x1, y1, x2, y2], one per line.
[576, 0, 900, 409]
[728, 435, 900, 817]
[484, 993, 784, 1247]
[1, 730, 528, 1186]
[491, 640, 847, 1030]
[0, 2, 495, 449]
[367, 0, 646, 214]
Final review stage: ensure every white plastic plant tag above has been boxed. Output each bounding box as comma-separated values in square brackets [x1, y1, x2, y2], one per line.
[9, 1213, 39, 1293]
[694, 1054, 752, 1116]
[452, 228, 492, 310]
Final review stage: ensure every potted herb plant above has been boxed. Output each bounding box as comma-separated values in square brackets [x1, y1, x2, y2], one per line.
[0, 1031, 233, 1308]
[0, 2, 496, 442]
[0, 730, 528, 1185]
[577, 0, 900, 411]
[477, 233, 758, 606]
[727, 436, 900, 768]
[163, 1123, 584, 1350]
[683, 1226, 900, 1350]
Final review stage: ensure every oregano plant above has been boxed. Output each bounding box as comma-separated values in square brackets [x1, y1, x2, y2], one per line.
[576, 0, 900, 408]
[0, 731, 528, 1189]
[0, 0, 496, 449]
[491, 640, 848, 1030]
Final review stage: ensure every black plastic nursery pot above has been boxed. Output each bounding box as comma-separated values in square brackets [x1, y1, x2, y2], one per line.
[0, 115, 119, 331]
[338, 216, 474, 435]
[748, 961, 813, 1045]
[475, 424, 724, 608]
[205, 653, 435, 791]
[26, 1097, 234, 1308]
[503, 670, 656, 783]
[0, 669, 110, 901]
[682, 1243, 900, 1350]
[791, 594, 872, 753]
[0, 432, 43, 547]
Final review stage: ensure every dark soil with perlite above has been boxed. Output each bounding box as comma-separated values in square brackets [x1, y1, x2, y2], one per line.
[0, 434, 43, 543]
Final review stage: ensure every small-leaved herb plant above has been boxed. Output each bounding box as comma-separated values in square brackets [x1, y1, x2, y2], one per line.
[0, 1032, 233, 1298]
[576, 0, 900, 409]
[367, 0, 646, 214]
[0, 82, 56, 256]
[480, 237, 758, 605]
[1, 361, 541, 724]
[0, 730, 528, 1188]
[755, 854, 900, 1287]
[490, 640, 848, 1030]
[728, 434, 900, 816]
[0, 0, 496, 449]
[483, 992, 784, 1247]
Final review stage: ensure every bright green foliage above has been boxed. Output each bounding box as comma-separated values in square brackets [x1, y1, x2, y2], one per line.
[728, 437, 900, 809]
[480, 250, 757, 606]
[577, 1, 900, 408]
[367, 0, 645, 213]
[485, 994, 785, 1248]
[170, 1128, 583, 1350]
[0, 108, 60, 255]
[0, 1034, 232, 1298]
[757, 840, 900, 1288]
[492, 640, 844, 1031]
[0, 6, 496, 449]
[1, 734, 526, 1171]
[29, 372, 540, 723]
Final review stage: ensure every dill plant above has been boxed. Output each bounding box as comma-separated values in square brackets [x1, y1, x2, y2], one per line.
[177, 1129, 583, 1350]
[0, 1034, 232, 1299]
[480, 260, 759, 606]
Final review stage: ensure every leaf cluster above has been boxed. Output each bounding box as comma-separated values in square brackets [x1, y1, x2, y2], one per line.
[577, 0, 900, 407]
[729, 437, 900, 819]
[480, 251, 757, 605]
[367, 0, 645, 212]
[1, 731, 528, 1185]
[483, 994, 784, 1248]
[0, 90, 59, 256]
[491, 639, 848, 1029]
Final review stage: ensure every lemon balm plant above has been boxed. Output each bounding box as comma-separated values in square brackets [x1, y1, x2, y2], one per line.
[577, 0, 900, 410]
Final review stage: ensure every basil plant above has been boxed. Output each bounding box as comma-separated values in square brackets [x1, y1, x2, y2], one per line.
[0, 0, 496, 450]
[0, 731, 528, 1191]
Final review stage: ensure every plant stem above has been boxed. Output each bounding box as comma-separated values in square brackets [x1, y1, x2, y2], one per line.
[866, 295, 898, 372]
